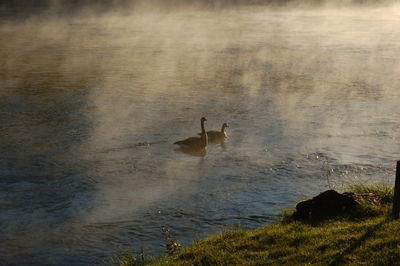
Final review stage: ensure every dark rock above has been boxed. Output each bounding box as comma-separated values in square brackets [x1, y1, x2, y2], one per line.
[293, 190, 359, 221]
[293, 199, 313, 221]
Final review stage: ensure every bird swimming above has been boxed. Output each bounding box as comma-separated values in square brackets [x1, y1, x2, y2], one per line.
[198, 122, 229, 143]
[174, 117, 208, 149]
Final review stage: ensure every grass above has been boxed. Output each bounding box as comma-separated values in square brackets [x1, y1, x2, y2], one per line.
[112, 252, 156, 266]
[348, 182, 394, 204]
[117, 184, 400, 266]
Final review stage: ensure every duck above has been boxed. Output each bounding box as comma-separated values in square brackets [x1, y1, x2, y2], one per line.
[174, 117, 208, 149]
[198, 122, 229, 142]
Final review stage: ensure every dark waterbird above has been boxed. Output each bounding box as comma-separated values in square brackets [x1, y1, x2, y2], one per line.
[174, 117, 208, 149]
[198, 122, 229, 143]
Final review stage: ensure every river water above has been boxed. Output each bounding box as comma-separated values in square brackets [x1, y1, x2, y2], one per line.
[1, 5, 399, 265]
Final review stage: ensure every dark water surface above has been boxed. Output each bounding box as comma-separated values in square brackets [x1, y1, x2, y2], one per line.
[1, 6, 400, 265]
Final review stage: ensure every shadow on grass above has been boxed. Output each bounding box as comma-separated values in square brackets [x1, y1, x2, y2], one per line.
[328, 216, 391, 266]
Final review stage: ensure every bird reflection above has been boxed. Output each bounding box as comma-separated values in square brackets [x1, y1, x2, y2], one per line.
[174, 146, 208, 157]
[220, 141, 227, 151]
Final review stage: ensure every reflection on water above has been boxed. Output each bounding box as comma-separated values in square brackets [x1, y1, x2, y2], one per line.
[1, 5, 400, 265]
[174, 146, 208, 157]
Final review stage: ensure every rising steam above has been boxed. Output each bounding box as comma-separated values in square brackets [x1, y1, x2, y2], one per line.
[1, 2, 400, 263]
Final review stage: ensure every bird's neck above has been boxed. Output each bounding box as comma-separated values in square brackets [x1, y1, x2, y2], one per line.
[221, 125, 226, 133]
[201, 120, 208, 146]
[221, 125, 227, 138]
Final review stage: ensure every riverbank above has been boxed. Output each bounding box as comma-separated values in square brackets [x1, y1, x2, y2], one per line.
[116, 183, 400, 265]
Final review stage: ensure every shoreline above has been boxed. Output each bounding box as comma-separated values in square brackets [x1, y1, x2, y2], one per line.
[116, 183, 400, 265]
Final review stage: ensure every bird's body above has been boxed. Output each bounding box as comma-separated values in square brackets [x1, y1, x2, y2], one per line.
[174, 117, 208, 149]
[173, 136, 206, 148]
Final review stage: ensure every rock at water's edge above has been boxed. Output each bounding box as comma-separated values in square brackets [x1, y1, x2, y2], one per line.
[293, 190, 359, 221]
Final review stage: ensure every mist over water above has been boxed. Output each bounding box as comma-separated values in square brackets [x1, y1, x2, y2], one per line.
[1, 3, 400, 265]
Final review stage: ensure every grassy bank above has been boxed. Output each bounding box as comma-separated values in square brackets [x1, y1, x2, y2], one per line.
[117, 184, 400, 265]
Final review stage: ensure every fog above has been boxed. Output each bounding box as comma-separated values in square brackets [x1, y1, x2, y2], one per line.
[2, 4, 399, 148]
[1, 1, 400, 264]
[1, 0, 399, 18]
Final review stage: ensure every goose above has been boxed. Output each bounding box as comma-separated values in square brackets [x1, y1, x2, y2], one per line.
[199, 122, 229, 142]
[174, 117, 208, 149]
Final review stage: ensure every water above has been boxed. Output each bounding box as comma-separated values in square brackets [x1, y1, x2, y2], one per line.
[1, 6, 400, 265]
